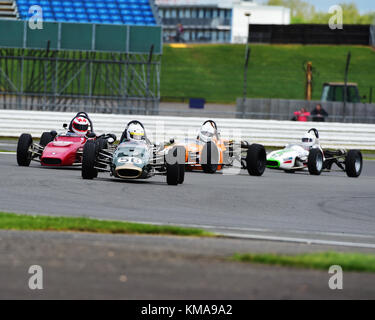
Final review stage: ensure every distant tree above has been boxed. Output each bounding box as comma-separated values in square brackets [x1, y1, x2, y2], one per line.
[266, 0, 315, 23]
[266, 0, 375, 24]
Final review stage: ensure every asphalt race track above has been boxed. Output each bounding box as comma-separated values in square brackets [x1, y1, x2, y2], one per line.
[0, 153, 375, 243]
[1, 152, 375, 299]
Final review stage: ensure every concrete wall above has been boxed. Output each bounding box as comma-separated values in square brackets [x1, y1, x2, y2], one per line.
[236, 98, 375, 123]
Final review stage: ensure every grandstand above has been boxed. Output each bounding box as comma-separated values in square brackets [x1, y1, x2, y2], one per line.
[15, 0, 157, 25]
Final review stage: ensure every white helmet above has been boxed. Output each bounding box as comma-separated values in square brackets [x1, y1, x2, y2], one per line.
[198, 122, 216, 143]
[71, 116, 89, 136]
[127, 123, 145, 141]
[301, 132, 317, 150]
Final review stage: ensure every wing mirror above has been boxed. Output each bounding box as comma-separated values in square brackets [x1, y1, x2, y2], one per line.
[63, 123, 68, 129]
[169, 138, 175, 144]
[50, 130, 57, 138]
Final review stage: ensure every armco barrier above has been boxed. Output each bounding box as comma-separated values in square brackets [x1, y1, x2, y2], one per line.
[1, 110, 374, 150]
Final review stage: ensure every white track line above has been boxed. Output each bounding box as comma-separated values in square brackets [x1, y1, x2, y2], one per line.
[126, 220, 375, 248]
[0, 143, 16, 147]
[0, 152, 15, 155]
[133, 220, 375, 240]
[220, 232, 375, 249]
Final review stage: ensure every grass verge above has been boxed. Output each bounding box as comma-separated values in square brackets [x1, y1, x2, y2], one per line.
[232, 252, 375, 273]
[162, 44, 375, 103]
[0, 212, 214, 237]
[0, 137, 18, 141]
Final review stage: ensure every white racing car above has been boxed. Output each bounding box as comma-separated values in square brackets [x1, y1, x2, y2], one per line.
[266, 128, 363, 178]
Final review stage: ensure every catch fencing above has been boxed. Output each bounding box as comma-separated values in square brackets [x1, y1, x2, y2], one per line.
[1, 110, 374, 150]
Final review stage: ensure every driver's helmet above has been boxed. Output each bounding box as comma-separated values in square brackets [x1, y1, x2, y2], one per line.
[301, 132, 317, 150]
[127, 123, 145, 141]
[71, 116, 89, 136]
[198, 122, 216, 143]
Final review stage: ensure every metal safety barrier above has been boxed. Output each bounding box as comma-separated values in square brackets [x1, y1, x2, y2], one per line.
[1, 110, 374, 149]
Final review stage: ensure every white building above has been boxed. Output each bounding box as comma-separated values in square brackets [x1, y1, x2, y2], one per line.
[231, 1, 290, 43]
[156, 0, 291, 43]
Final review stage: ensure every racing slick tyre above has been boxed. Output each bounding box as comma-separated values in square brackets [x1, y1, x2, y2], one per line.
[201, 141, 219, 174]
[96, 138, 108, 153]
[178, 164, 185, 184]
[166, 162, 179, 185]
[176, 146, 186, 184]
[40, 132, 54, 147]
[308, 148, 323, 175]
[17, 134, 33, 167]
[246, 144, 266, 176]
[166, 146, 185, 185]
[345, 150, 363, 178]
[82, 140, 98, 179]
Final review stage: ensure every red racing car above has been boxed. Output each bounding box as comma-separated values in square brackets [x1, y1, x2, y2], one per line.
[17, 112, 116, 167]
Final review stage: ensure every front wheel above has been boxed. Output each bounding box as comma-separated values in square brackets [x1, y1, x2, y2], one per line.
[308, 148, 323, 175]
[246, 144, 266, 176]
[201, 141, 219, 174]
[345, 150, 362, 178]
[82, 140, 98, 179]
[17, 134, 33, 167]
[166, 146, 185, 185]
[40, 132, 54, 147]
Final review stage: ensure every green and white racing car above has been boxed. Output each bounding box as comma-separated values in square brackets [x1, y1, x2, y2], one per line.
[81, 120, 186, 185]
[266, 128, 363, 178]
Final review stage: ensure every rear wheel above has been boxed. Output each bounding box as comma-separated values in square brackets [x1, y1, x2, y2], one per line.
[40, 132, 54, 147]
[201, 141, 219, 174]
[82, 140, 98, 179]
[308, 148, 323, 175]
[96, 138, 108, 152]
[17, 134, 33, 167]
[345, 150, 362, 178]
[246, 144, 266, 176]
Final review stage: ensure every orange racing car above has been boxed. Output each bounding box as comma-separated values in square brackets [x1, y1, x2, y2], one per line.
[165, 120, 266, 176]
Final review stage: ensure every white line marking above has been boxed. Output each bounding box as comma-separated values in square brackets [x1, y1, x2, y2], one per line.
[219, 233, 375, 249]
[0, 152, 15, 155]
[131, 220, 375, 240]
[0, 143, 16, 147]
